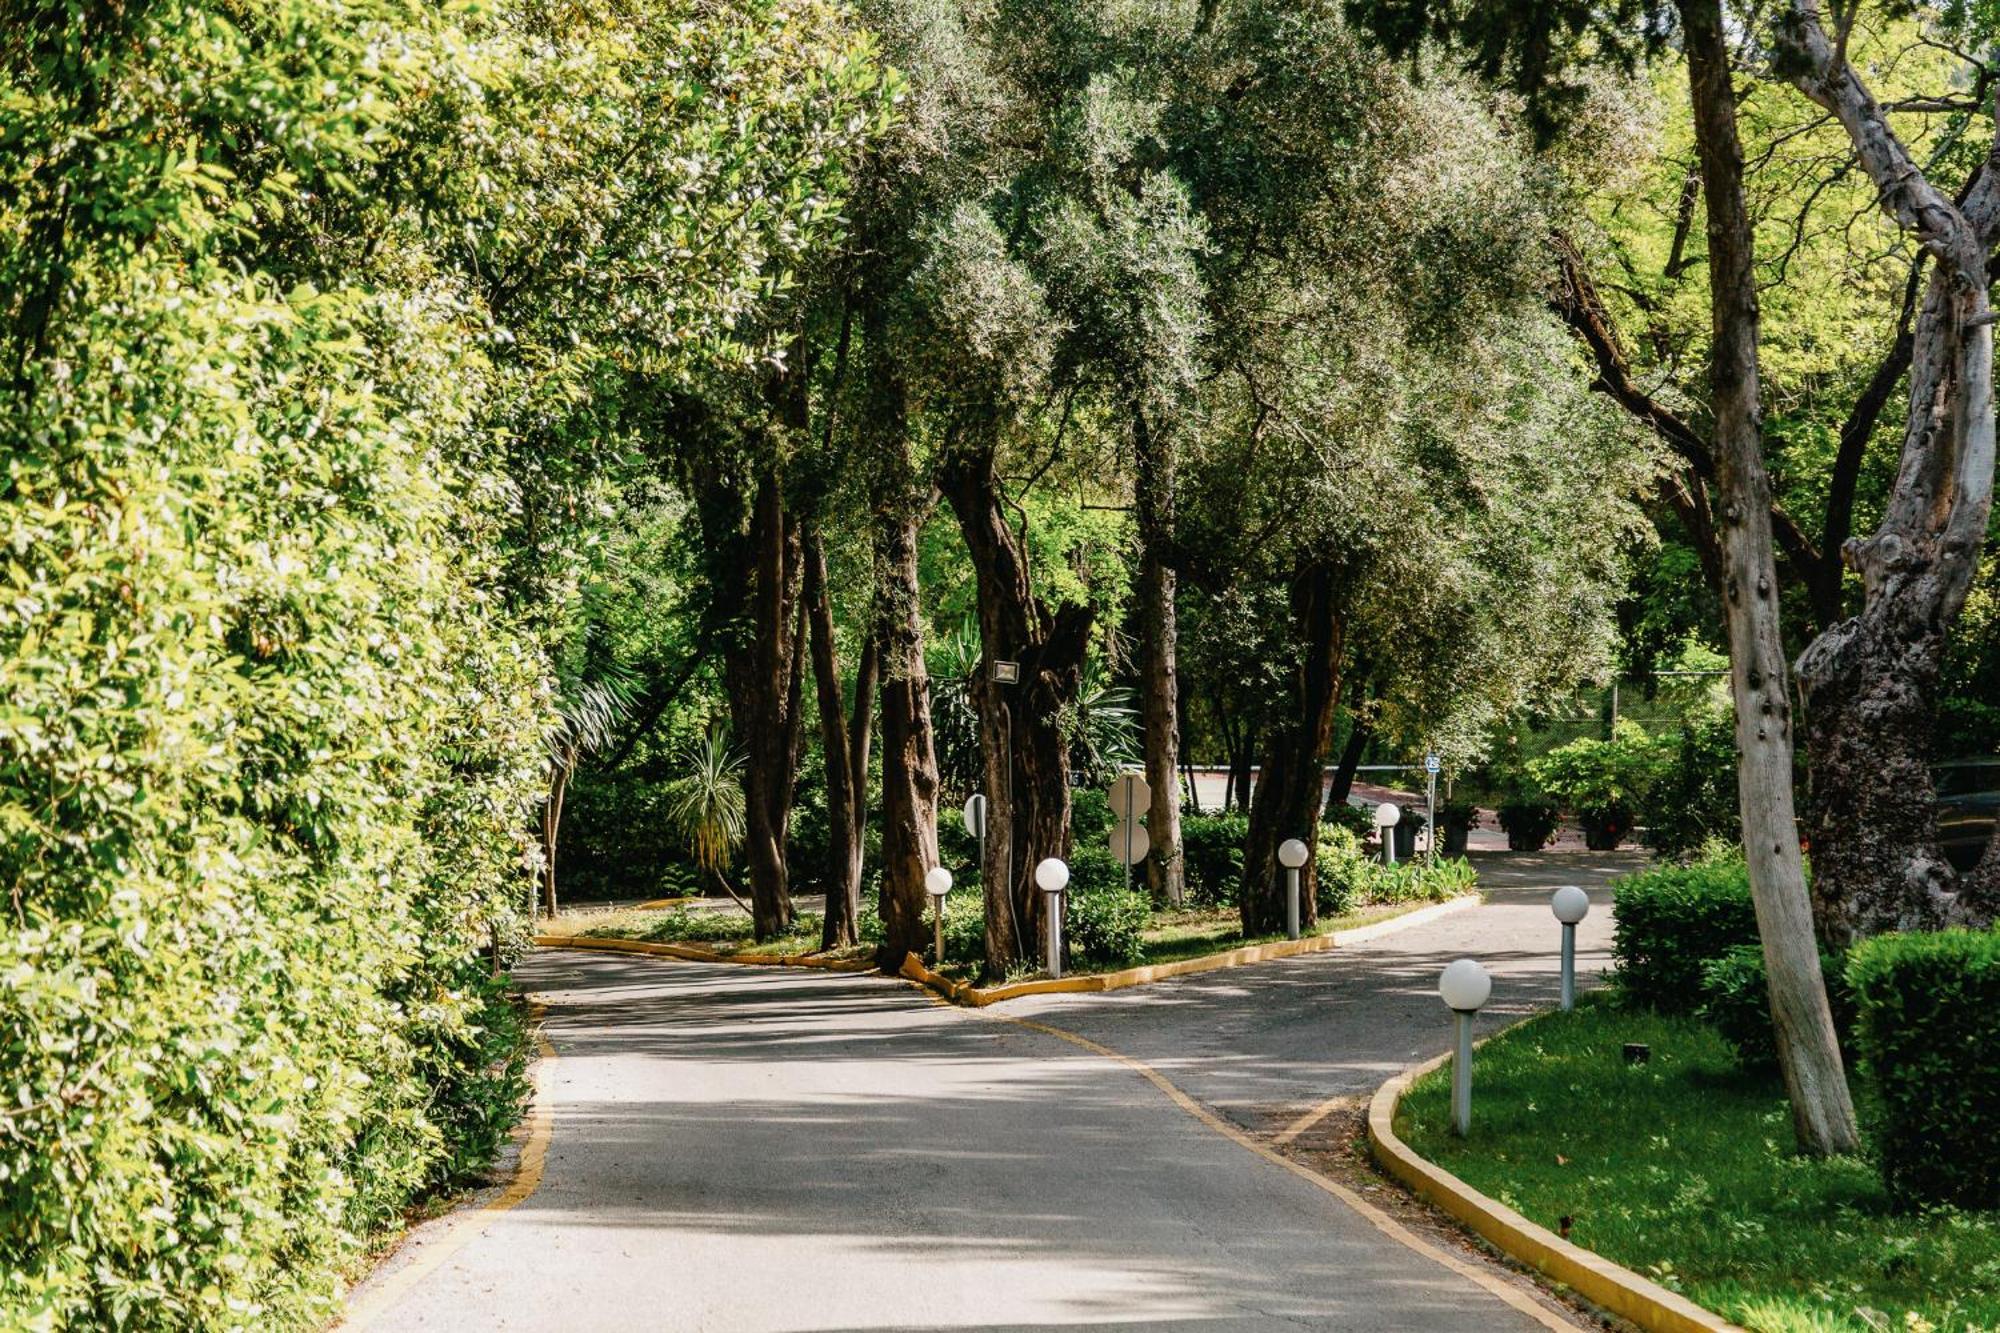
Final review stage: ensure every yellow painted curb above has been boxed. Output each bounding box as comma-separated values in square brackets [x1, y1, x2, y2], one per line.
[1365, 1045, 1744, 1333]
[338, 1003, 558, 1330]
[534, 933, 879, 973]
[897, 895, 1481, 1006]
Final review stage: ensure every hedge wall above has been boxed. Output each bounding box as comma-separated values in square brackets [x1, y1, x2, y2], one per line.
[1847, 929, 2000, 1209]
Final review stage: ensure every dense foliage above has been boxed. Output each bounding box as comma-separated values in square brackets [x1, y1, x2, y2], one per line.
[1611, 855, 1758, 1011]
[1848, 929, 2000, 1208]
[0, 0, 885, 1325]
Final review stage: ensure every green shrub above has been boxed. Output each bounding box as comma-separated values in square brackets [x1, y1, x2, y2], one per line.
[1313, 825, 1365, 915]
[1848, 929, 2000, 1208]
[1065, 887, 1150, 968]
[940, 892, 987, 967]
[1497, 797, 1561, 850]
[1530, 721, 1666, 848]
[1323, 801, 1375, 838]
[1182, 813, 1249, 907]
[1071, 788, 1115, 844]
[937, 805, 982, 879]
[1698, 943, 1854, 1069]
[1641, 714, 1740, 860]
[1612, 857, 1757, 1012]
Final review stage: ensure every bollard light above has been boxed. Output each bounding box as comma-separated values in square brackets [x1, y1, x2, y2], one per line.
[1278, 838, 1309, 941]
[1036, 857, 1069, 978]
[1438, 958, 1491, 1136]
[1551, 885, 1589, 1011]
[926, 866, 953, 964]
[1375, 802, 1402, 866]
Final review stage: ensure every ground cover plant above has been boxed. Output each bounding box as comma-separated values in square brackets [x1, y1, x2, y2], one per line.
[1397, 1001, 2000, 1332]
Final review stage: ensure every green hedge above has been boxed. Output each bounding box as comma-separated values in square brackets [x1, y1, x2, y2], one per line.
[1697, 943, 1854, 1069]
[1181, 814, 1249, 907]
[1848, 930, 2000, 1208]
[1612, 857, 1757, 1012]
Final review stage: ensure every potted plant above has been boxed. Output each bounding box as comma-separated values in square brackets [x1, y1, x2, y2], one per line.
[1497, 795, 1560, 851]
[1438, 798, 1481, 856]
[1528, 721, 1666, 852]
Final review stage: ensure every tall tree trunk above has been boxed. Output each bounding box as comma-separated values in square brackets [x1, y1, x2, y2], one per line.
[540, 765, 567, 917]
[942, 442, 1093, 978]
[1684, 0, 1860, 1155]
[1780, 2, 2000, 943]
[1241, 565, 1343, 936]
[1134, 407, 1184, 904]
[859, 299, 942, 969]
[804, 527, 876, 950]
[726, 467, 805, 942]
[874, 503, 941, 969]
[1327, 670, 1374, 813]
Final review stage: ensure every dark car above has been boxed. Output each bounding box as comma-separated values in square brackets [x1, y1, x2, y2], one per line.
[1935, 758, 2000, 872]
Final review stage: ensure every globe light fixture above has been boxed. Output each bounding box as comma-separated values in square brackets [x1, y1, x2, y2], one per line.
[925, 867, 953, 899]
[1438, 957, 1492, 1137]
[1375, 802, 1401, 865]
[1278, 838, 1309, 940]
[1551, 885, 1589, 1010]
[1035, 857, 1069, 977]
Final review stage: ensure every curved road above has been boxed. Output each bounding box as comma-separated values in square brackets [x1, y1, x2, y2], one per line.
[346, 852, 1636, 1331]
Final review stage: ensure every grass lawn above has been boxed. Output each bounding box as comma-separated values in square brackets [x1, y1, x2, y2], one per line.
[1397, 998, 2000, 1332]
[542, 897, 1447, 980]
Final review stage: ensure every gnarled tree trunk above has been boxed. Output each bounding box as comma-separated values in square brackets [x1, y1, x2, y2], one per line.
[943, 443, 1093, 978]
[1241, 564, 1343, 937]
[1684, 0, 1859, 1155]
[1781, 2, 2000, 944]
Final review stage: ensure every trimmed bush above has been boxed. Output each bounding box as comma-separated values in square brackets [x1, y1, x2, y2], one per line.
[1697, 943, 1854, 1069]
[1848, 929, 2000, 1208]
[1182, 813, 1249, 907]
[1611, 857, 1757, 1012]
[1497, 797, 1561, 851]
[1065, 886, 1150, 968]
[1314, 825, 1366, 916]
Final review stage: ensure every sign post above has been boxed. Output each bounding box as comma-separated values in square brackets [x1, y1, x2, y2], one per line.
[1108, 772, 1151, 893]
[1424, 753, 1441, 862]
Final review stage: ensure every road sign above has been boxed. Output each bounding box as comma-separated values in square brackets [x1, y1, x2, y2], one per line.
[1109, 772, 1151, 820]
[1110, 820, 1151, 866]
[1425, 753, 1441, 775]
[963, 793, 988, 840]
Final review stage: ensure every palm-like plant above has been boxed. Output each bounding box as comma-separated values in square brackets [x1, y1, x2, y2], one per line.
[663, 725, 750, 911]
[541, 657, 640, 916]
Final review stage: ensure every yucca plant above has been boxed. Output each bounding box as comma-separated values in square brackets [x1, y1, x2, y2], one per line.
[663, 724, 750, 911]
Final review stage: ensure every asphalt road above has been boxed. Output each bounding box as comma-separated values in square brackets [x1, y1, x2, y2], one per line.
[347, 852, 1637, 1332]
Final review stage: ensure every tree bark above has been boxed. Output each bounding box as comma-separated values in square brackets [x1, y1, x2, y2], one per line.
[540, 765, 567, 917]
[942, 442, 1093, 978]
[1241, 564, 1343, 937]
[1780, 2, 2000, 944]
[804, 527, 876, 950]
[874, 503, 941, 970]
[1328, 684, 1372, 814]
[725, 467, 805, 941]
[1683, 0, 1860, 1156]
[1134, 408, 1184, 905]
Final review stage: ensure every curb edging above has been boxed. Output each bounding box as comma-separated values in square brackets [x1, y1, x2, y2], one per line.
[531, 933, 879, 972]
[1365, 1047, 1743, 1333]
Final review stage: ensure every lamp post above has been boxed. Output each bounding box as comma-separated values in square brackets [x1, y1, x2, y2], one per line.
[1035, 857, 1069, 978]
[926, 866, 953, 964]
[1375, 801, 1402, 866]
[1278, 838, 1309, 940]
[1551, 885, 1590, 1011]
[1438, 958, 1492, 1136]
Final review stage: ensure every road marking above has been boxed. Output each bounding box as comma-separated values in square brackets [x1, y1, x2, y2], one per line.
[338, 1008, 558, 1331]
[983, 1009, 1582, 1333]
[1272, 1091, 1355, 1146]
